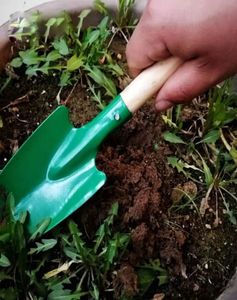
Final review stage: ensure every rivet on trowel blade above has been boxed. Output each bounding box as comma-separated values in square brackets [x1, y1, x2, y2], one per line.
[114, 113, 120, 121]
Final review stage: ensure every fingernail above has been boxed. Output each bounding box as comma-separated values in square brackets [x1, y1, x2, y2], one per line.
[155, 100, 173, 111]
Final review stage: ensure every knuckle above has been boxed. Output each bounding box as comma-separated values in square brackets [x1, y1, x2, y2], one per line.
[148, 43, 170, 61]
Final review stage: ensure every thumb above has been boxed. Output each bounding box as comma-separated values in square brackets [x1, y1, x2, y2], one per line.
[126, 20, 170, 77]
[155, 59, 219, 111]
[126, 27, 153, 77]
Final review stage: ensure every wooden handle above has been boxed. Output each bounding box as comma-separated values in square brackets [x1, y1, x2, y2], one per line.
[120, 57, 182, 113]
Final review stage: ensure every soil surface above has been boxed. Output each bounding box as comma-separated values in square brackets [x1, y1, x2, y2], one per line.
[0, 42, 237, 300]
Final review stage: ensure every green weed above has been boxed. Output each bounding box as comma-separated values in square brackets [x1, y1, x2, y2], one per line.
[136, 259, 168, 297]
[95, 0, 137, 28]
[0, 191, 130, 299]
[6, 1, 135, 109]
[162, 82, 237, 223]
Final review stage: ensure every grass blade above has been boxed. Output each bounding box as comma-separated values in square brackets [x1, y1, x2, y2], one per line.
[163, 131, 186, 144]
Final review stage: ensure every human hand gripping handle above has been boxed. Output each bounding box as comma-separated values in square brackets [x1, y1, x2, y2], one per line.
[121, 57, 182, 113]
[126, 0, 237, 112]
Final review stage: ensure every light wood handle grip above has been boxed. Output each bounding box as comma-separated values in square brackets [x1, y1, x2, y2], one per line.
[120, 57, 182, 113]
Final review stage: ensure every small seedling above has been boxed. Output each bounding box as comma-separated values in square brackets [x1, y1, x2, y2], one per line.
[162, 82, 237, 224]
[7, 2, 133, 108]
[0, 192, 130, 299]
[136, 259, 168, 297]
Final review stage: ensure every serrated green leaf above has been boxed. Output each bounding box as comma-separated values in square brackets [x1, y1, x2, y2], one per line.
[94, 203, 122, 253]
[19, 49, 42, 65]
[46, 50, 62, 62]
[77, 9, 91, 37]
[94, 223, 106, 252]
[59, 71, 72, 87]
[56, 17, 65, 26]
[25, 65, 39, 76]
[26, 62, 50, 76]
[199, 130, 220, 144]
[168, 156, 202, 174]
[106, 237, 117, 264]
[53, 38, 69, 56]
[44, 18, 56, 43]
[107, 63, 124, 76]
[86, 66, 117, 97]
[84, 30, 101, 47]
[29, 238, 57, 255]
[47, 276, 71, 292]
[0, 254, 11, 267]
[10, 57, 23, 68]
[45, 17, 64, 27]
[167, 156, 181, 167]
[103, 232, 129, 273]
[200, 157, 213, 186]
[90, 283, 100, 300]
[64, 247, 80, 261]
[94, 0, 109, 15]
[68, 221, 89, 263]
[137, 259, 168, 295]
[29, 218, 51, 240]
[143, 258, 162, 271]
[87, 81, 105, 110]
[48, 289, 84, 300]
[39, 62, 50, 75]
[98, 16, 109, 31]
[45, 17, 65, 43]
[46, 17, 57, 28]
[79, 8, 91, 19]
[167, 156, 187, 176]
[137, 268, 156, 295]
[163, 131, 186, 144]
[67, 55, 84, 71]
[109, 202, 119, 217]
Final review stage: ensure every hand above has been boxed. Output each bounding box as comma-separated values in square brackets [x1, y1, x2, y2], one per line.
[126, 0, 237, 111]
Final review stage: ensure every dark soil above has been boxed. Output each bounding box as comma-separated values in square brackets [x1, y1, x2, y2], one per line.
[0, 42, 237, 300]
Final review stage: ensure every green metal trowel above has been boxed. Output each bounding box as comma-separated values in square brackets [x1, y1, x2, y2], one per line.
[0, 57, 182, 234]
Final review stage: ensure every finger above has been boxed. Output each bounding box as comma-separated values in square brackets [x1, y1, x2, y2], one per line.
[126, 27, 154, 77]
[155, 100, 174, 111]
[155, 58, 219, 111]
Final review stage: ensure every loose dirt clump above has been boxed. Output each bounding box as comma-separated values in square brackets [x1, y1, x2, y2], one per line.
[114, 264, 139, 297]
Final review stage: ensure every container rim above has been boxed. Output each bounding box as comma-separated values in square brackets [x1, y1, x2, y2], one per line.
[0, 1, 236, 299]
